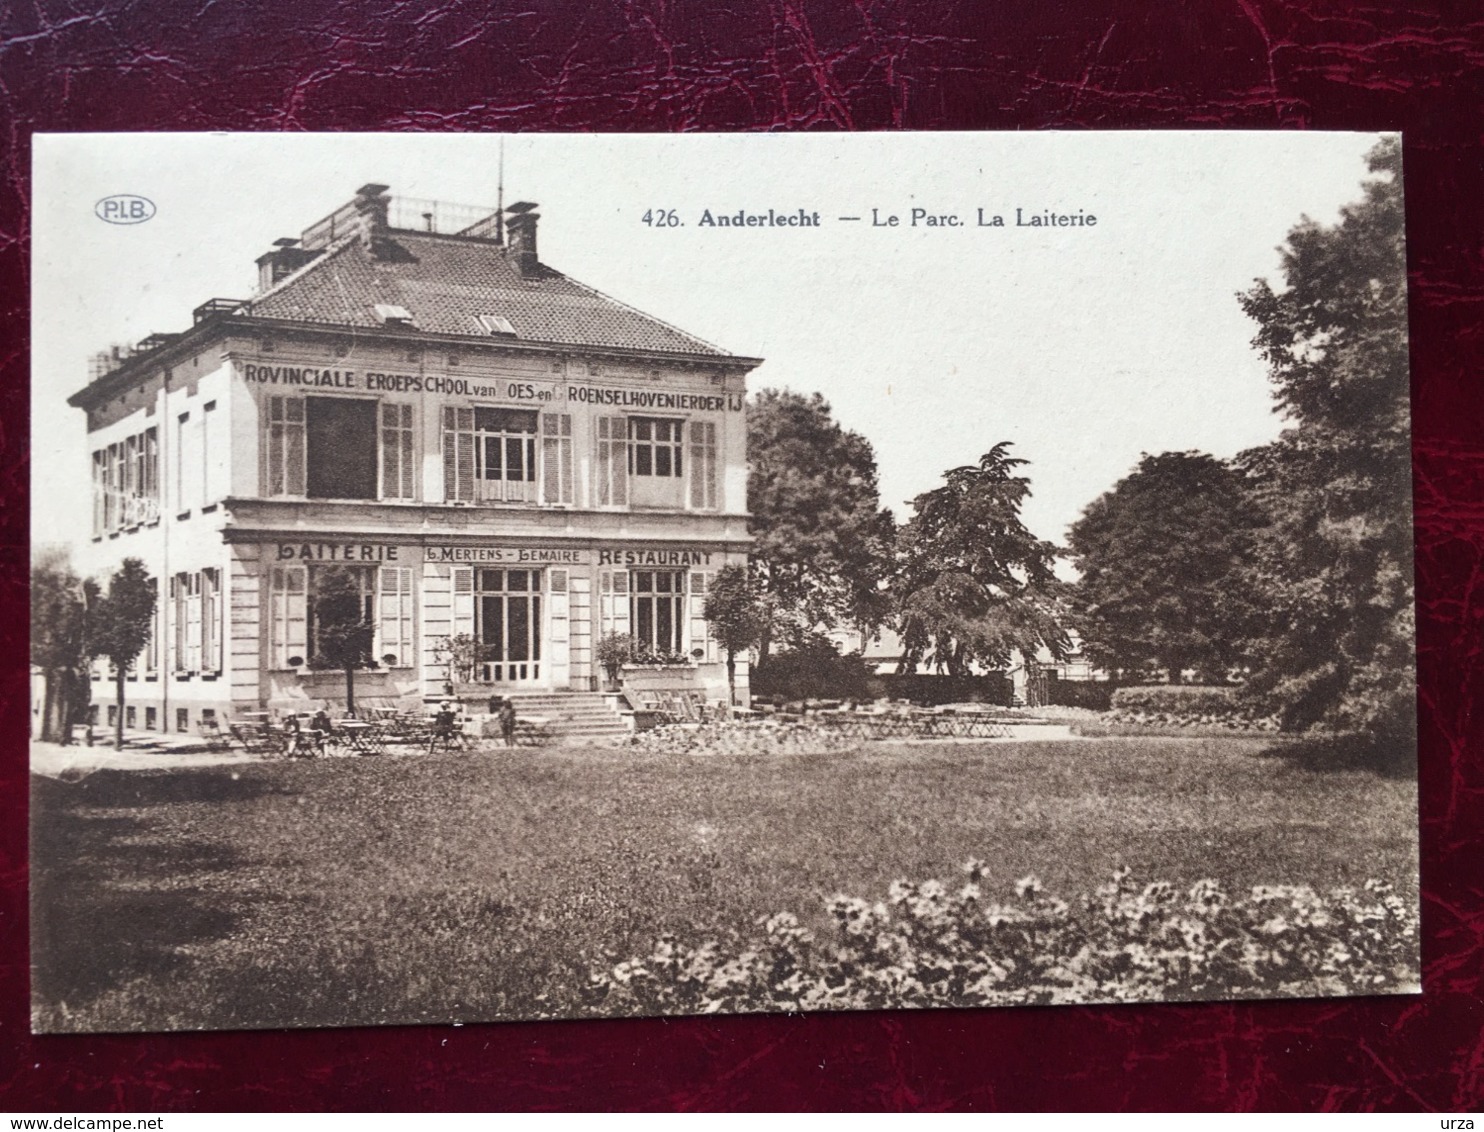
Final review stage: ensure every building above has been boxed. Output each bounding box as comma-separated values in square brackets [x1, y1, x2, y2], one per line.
[69, 184, 761, 732]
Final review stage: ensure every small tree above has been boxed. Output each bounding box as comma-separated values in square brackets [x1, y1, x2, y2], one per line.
[310, 566, 375, 715]
[703, 565, 768, 713]
[433, 632, 481, 691]
[90, 558, 157, 750]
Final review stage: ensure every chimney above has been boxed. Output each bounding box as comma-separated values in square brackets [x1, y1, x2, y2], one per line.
[255, 237, 322, 291]
[354, 183, 392, 257]
[505, 201, 540, 277]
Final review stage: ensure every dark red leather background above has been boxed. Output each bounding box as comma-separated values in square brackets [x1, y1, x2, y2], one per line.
[2, 0, 1481, 1111]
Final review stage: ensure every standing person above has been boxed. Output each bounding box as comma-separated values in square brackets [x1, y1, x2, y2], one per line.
[498, 697, 517, 748]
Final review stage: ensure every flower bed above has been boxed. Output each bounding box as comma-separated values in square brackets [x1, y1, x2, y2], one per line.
[619, 720, 859, 757]
[589, 864, 1419, 1014]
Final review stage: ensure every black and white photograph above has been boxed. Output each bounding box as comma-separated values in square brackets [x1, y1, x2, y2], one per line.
[29, 131, 1418, 1033]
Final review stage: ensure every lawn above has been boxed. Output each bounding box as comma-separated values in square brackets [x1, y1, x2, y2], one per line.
[30, 735, 1419, 1032]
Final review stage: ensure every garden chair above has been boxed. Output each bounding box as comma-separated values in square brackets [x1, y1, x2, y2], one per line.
[198, 719, 233, 753]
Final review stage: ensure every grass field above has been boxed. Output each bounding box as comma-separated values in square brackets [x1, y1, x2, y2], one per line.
[30, 735, 1419, 1032]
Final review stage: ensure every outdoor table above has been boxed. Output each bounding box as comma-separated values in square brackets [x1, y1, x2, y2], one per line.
[338, 721, 387, 756]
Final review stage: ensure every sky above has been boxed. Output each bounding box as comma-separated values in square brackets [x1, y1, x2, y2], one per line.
[32, 131, 1389, 556]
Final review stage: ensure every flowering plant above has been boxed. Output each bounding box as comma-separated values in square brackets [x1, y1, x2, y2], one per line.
[589, 865, 1419, 1015]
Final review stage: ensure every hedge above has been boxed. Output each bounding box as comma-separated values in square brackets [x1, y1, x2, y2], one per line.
[1111, 685, 1241, 716]
[1046, 680, 1117, 711]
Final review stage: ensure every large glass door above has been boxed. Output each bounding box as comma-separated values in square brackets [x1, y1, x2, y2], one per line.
[475, 568, 543, 683]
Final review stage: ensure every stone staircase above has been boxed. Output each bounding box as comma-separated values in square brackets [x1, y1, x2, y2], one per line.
[504, 691, 630, 742]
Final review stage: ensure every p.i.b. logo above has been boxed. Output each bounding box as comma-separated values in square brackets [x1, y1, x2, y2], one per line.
[95, 194, 156, 224]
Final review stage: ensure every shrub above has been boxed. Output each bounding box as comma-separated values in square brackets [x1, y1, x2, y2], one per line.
[1046, 680, 1117, 711]
[866, 673, 1013, 707]
[589, 866, 1419, 1015]
[752, 637, 875, 702]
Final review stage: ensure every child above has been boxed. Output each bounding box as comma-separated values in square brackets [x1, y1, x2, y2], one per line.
[498, 698, 517, 748]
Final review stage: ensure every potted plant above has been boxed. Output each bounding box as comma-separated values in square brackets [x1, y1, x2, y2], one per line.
[596, 632, 635, 692]
[433, 632, 480, 695]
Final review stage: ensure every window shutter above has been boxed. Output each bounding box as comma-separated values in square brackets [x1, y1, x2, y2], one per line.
[443, 406, 475, 502]
[381, 403, 416, 501]
[688, 420, 718, 509]
[452, 567, 475, 637]
[596, 416, 628, 506]
[542, 413, 573, 504]
[201, 568, 221, 673]
[379, 565, 414, 666]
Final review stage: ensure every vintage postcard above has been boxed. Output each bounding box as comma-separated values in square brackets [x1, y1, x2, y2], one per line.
[29, 132, 1418, 1032]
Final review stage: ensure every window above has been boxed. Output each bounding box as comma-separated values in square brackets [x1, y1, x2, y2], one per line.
[475, 313, 516, 336]
[375, 303, 415, 326]
[442, 406, 538, 503]
[266, 396, 306, 496]
[305, 397, 378, 499]
[126, 706, 137, 728]
[92, 427, 160, 534]
[629, 418, 683, 478]
[175, 412, 193, 512]
[595, 416, 628, 506]
[632, 570, 686, 657]
[176, 708, 189, 734]
[541, 413, 573, 504]
[145, 706, 157, 731]
[688, 420, 718, 510]
[380, 402, 416, 500]
[269, 564, 413, 670]
[203, 401, 225, 505]
[378, 566, 415, 667]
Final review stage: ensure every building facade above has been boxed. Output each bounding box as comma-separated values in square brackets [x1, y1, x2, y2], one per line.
[70, 185, 761, 732]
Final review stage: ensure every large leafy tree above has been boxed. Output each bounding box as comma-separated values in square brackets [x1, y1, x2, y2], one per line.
[30, 546, 98, 744]
[1236, 136, 1413, 734]
[895, 443, 1067, 675]
[1067, 451, 1260, 682]
[747, 389, 895, 667]
[91, 558, 158, 750]
[310, 567, 376, 715]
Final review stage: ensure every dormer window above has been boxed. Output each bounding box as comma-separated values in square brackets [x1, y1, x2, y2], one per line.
[475, 313, 517, 336]
[374, 303, 415, 327]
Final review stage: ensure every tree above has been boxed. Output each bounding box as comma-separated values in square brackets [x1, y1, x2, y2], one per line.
[703, 564, 768, 712]
[1236, 136, 1413, 735]
[30, 546, 97, 744]
[747, 389, 896, 668]
[895, 443, 1067, 675]
[310, 567, 375, 715]
[1066, 451, 1260, 683]
[90, 558, 157, 750]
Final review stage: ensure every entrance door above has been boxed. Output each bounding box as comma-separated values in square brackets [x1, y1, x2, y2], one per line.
[475, 568, 543, 684]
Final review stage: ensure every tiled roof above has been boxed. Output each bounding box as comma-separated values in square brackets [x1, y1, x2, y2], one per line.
[246, 231, 731, 358]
